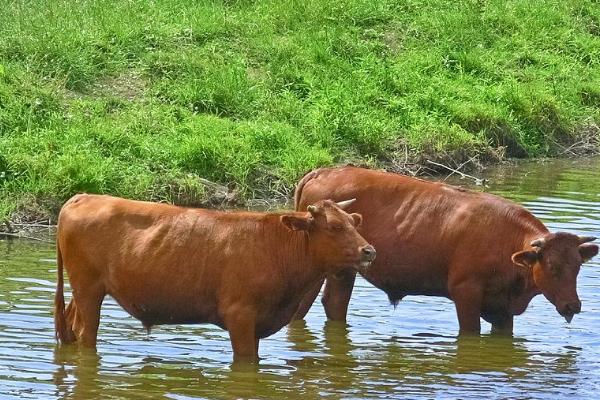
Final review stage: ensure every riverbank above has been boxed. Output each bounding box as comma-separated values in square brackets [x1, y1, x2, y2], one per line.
[1, 0, 599, 223]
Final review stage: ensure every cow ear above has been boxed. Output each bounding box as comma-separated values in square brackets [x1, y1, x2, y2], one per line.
[350, 213, 362, 228]
[281, 215, 312, 232]
[511, 250, 539, 268]
[579, 244, 599, 263]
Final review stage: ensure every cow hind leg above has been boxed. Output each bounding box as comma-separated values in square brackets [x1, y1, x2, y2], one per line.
[70, 282, 105, 348]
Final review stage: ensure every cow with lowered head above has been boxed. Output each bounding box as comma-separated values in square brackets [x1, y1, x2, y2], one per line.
[292, 166, 598, 335]
[54, 194, 375, 362]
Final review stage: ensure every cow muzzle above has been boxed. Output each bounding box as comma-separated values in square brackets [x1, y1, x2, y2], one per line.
[558, 300, 581, 324]
[358, 245, 376, 272]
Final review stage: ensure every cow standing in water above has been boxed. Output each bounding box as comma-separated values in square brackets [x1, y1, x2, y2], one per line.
[292, 166, 598, 335]
[54, 194, 375, 362]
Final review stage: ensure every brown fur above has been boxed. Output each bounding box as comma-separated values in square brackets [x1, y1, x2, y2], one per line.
[292, 166, 598, 335]
[54, 194, 373, 362]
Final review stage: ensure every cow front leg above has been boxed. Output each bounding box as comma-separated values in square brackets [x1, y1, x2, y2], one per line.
[225, 308, 258, 363]
[449, 281, 483, 335]
[322, 268, 357, 322]
[491, 315, 514, 336]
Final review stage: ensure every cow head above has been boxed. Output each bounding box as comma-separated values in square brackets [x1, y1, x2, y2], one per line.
[511, 233, 598, 323]
[281, 199, 376, 273]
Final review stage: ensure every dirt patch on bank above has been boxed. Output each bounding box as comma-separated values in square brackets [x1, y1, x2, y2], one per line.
[63, 71, 147, 101]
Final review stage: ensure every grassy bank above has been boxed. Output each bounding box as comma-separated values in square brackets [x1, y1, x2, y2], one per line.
[1, 0, 599, 221]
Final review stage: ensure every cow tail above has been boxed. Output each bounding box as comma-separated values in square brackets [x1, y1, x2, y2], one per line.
[294, 169, 321, 211]
[54, 241, 72, 344]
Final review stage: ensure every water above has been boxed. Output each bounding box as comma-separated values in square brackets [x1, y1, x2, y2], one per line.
[1, 157, 599, 399]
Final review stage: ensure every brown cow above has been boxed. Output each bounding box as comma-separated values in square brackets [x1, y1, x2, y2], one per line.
[54, 194, 375, 362]
[292, 166, 598, 335]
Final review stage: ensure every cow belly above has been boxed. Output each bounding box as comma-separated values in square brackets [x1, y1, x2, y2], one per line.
[104, 258, 220, 327]
[255, 302, 301, 339]
[363, 261, 449, 301]
[109, 291, 218, 328]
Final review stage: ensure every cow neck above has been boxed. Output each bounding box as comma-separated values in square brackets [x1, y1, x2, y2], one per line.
[511, 261, 541, 315]
[280, 229, 324, 293]
[523, 227, 548, 298]
[510, 230, 546, 314]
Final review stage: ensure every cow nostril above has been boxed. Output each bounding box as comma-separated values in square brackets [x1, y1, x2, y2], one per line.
[564, 301, 582, 315]
[361, 245, 376, 260]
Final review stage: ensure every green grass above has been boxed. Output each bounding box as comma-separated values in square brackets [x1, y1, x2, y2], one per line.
[1, 0, 599, 221]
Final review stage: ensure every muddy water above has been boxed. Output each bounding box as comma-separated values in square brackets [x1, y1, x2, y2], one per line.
[1, 157, 599, 399]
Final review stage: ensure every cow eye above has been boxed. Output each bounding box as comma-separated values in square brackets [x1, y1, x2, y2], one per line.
[331, 224, 344, 231]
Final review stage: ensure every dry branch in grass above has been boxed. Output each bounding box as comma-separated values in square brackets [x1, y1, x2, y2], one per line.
[555, 122, 600, 157]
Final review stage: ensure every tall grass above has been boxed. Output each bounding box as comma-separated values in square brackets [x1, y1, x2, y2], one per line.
[1, 0, 599, 220]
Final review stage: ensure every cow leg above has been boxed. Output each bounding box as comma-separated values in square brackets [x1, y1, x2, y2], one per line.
[70, 282, 105, 348]
[292, 279, 324, 321]
[322, 268, 357, 322]
[450, 282, 482, 335]
[491, 315, 514, 336]
[225, 309, 258, 363]
[60, 300, 77, 344]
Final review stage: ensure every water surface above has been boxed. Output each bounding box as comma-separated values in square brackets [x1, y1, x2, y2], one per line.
[1, 157, 599, 399]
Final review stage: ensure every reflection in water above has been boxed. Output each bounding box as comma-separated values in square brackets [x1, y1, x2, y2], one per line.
[48, 328, 583, 400]
[323, 320, 355, 358]
[53, 347, 101, 400]
[286, 319, 320, 355]
[53, 346, 214, 400]
[453, 335, 532, 372]
[1, 157, 600, 399]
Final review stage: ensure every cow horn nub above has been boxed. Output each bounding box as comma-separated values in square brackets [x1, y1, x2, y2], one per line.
[578, 235, 597, 244]
[530, 238, 546, 248]
[336, 198, 356, 210]
[307, 205, 319, 215]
